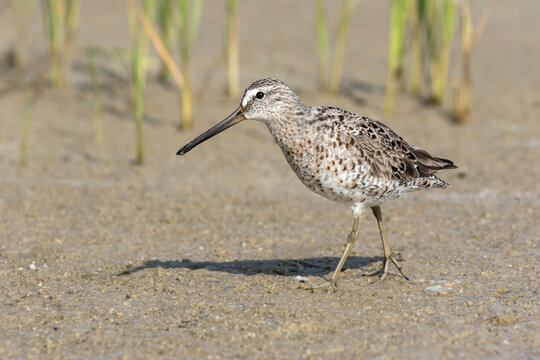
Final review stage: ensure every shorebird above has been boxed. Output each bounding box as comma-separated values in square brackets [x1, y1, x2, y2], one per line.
[177, 78, 456, 290]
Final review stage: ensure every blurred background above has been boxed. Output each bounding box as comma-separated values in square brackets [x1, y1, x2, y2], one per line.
[1, 0, 497, 165]
[0, 1, 539, 358]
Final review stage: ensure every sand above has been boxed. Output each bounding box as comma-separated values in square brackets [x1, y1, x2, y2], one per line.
[0, 0, 538, 358]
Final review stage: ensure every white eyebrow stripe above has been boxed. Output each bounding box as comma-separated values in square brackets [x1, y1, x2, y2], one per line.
[241, 86, 272, 108]
[242, 88, 259, 108]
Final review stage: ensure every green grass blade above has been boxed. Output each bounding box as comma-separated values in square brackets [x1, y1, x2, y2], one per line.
[384, 0, 409, 114]
[329, 0, 357, 94]
[189, 0, 203, 52]
[456, 0, 471, 123]
[431, 0, 456, 104]
[177, 0, 188, 61]
[408, 0, 421, 94]
[158, 0, 175, 82]
[62, 0, 80, 86]
[226, 0, 239, 96]
[41, 0, 79, 88]
[177, 0, 202, 129]
[314, 0, 329, 90]
[128, 0, 155, 164]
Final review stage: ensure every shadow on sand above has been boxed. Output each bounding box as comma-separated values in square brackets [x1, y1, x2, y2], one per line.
[117, 256, 383, 278]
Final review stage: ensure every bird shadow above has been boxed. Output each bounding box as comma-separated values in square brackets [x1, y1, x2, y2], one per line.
[117, 256, 382, 278]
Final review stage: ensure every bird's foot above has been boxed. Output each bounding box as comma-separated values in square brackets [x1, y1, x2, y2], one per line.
[363, 253, 409, 282]
[301, 278, 338, 293]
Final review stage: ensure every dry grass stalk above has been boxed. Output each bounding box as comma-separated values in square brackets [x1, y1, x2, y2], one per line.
[314, 0, 329, 90]
[41, 0, 80, 88]
[177, 0, 203, 130]
[329, 0, 358, 93]
[226, 0, 239, 97]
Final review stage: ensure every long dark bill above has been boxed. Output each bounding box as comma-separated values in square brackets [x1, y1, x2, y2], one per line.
[176, 107, 245, 155]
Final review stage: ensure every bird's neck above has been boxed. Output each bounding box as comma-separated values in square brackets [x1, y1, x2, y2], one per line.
[264, 105, 314, 148]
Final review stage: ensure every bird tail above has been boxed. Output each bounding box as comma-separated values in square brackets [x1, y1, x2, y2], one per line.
[410, 147, 457, 176]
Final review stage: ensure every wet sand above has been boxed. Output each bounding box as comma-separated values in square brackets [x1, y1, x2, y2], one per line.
[0, 1, 539, 358]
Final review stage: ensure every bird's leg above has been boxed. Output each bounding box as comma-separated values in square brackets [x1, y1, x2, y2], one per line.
[365, 206, 409, 281]
[306, 215, 360, 291]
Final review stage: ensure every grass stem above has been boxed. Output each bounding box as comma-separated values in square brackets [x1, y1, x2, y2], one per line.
[430, 0, 456, 105]
[384, 0, 408, 114]
[158, 0, 175, 82]
[226, 0, 239, 97]
[41, 0, 80, 88]
[329, 0, 357, 94]
[177, 0, 203, 130]
[456, 0, 471, 123]
[314, 0, 329, 90]
[128, 0, 155, 165]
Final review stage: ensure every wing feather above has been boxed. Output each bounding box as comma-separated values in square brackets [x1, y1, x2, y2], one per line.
[326, 108, 456, 182]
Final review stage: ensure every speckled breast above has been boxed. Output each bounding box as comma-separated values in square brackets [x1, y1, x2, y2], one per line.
[272, 124, 395, 207]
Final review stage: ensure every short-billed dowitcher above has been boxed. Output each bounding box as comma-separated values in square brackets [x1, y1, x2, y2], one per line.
[177, 78, 456, 290]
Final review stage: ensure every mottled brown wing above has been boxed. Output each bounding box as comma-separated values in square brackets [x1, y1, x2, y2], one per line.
[339, 112, 455, 182]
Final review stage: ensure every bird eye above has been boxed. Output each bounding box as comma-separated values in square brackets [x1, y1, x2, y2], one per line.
[255, 92, 265, 99]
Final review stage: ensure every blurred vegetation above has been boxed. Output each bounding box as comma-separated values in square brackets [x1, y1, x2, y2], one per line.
[455, 1, 473, 124]
[384, 0, 489, 123]
[3, 1, 489, 165]
[226, 0, 239, 97]
[41, 0, 80, 88]
[157, 0, 175, 83]
[384, 0, 408, 115]
[127, 0, 154, 165]
[315, 0, 359, 93]
[314, 0, 329, 90]
[139, 0, 204, 131]
[177, 0, 203, 130]
[9, 0, 36, 69]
